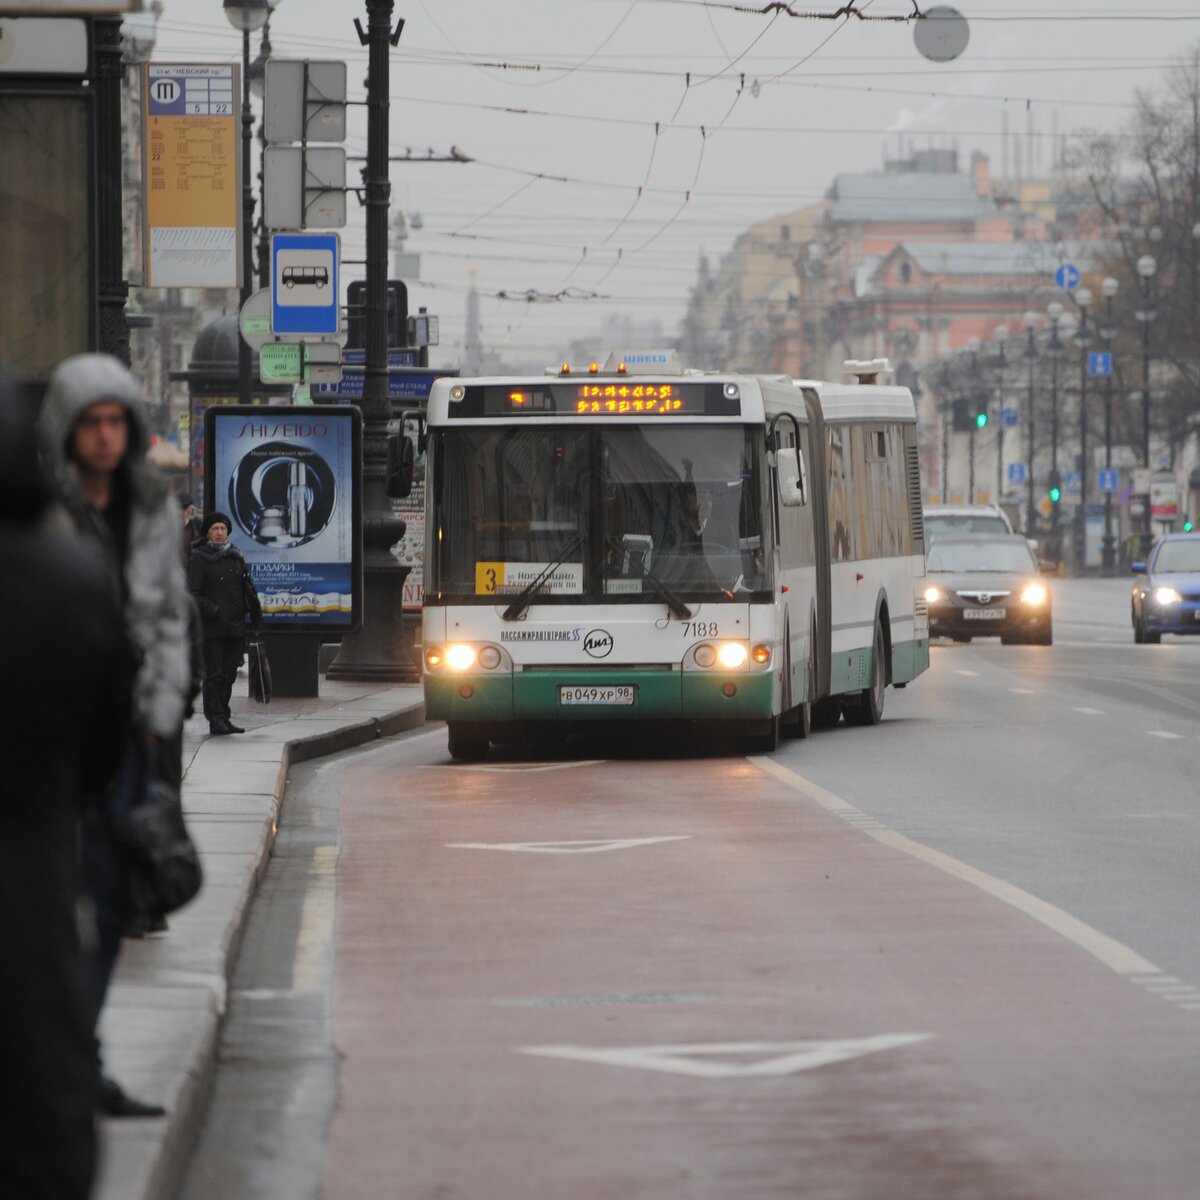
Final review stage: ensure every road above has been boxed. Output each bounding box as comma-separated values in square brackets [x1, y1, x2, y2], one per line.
[180, 578, 1200, 1200]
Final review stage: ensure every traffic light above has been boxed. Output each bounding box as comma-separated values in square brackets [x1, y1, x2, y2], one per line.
[1048, 470, 1062, 505]
[1185, 519, 1194, 532]
[975, 408, 989, 429]
[951, 398, 972, 432]
[345, 279, 409, 350]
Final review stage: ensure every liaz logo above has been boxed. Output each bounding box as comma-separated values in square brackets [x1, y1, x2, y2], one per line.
[583, 629, 614, 659]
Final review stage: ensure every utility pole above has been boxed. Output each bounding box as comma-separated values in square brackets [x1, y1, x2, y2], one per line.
[326, 1, 413, 680]
[95, 16, 130, 364]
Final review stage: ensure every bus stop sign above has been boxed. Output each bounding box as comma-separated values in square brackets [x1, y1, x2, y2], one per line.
[271, 232, 340, 336]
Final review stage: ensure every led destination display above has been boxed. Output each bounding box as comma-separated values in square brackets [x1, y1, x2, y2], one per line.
[447, 381, 743, 419]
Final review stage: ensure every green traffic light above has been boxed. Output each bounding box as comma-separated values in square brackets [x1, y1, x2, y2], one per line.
[1185, 520, 1194, 532]
[1049, 486, 1061, 503]
[975, 411, 989, 428]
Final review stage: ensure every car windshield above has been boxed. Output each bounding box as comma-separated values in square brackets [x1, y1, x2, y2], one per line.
[927, 541, 1035, 573]
[925, 514, 1011, 536]
[1152, 540, 1200, 573]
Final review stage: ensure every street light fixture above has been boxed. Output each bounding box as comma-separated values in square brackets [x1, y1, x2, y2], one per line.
[223, 0, 270, 404]
[1098, 276, 1119, 573]
[247, 0, 284, 287]
[1023, 310, 1038, 535]
[1135, 253, 1157, 542]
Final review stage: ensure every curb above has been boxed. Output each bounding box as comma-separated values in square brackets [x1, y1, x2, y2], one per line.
[97, 700, 426, 1200]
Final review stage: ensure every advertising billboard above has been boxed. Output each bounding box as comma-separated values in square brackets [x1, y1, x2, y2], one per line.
[205, 406, 362, 631]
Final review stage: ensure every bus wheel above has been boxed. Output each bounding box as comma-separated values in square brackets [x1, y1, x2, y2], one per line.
[784, 698, 812, 739]
[447, 723, 490, 762]
[845, 623, 886, 727]
[747, 715, 780, 754]
[811, 697, 842, 730]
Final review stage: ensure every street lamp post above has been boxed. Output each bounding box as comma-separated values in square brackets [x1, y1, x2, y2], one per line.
[939, 360, 952, 503]
[1135, 254, 1157, 542]
[223, 0, 270, 404]
[1047, 301, 1064, 563]
[1098, 276, 1119, 574]
[966, 337, 981, 502]
[1074, 287, 1094, 573]
[1023, 311, 1038, 536]
[248, 1, 284, 290]
[993, 325, 1008, 507]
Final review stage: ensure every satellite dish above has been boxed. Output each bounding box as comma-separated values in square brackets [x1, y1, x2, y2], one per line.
[913, 5, 970, 63]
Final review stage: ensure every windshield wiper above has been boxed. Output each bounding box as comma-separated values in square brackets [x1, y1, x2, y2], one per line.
[605, 537, 692, 620]
[502, 535, 583, 621]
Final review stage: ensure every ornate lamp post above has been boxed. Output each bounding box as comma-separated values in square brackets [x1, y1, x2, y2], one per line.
[1073, 286, 1094, 572]
[223, 0, 270, 404]
[1023, 311, 1038, 536]
[248, 0, 283, 289]
[1098, 277, 1119, 573]
[1047, 301, 1065, 562]
[1135, 253, 1157, 542]
[966, 336, 981, 502]
[993, 324, 1008, 506]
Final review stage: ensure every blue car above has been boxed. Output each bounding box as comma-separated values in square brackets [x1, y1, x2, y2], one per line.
[1131, 532, 1200, 643]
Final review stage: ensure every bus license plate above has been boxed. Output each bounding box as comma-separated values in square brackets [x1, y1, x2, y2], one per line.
[558, 685, 636, 706]
[964, 607, 1005, 620]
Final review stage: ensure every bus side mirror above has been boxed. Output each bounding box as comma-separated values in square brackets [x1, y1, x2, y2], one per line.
[778, 448, 807, 507]
[386, 432, 415, 498]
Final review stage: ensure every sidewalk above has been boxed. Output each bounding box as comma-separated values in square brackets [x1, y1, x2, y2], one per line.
[93, 678, 426, 1200]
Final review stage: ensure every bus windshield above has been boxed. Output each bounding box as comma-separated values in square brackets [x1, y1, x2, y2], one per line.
[431, 424, 769, 604]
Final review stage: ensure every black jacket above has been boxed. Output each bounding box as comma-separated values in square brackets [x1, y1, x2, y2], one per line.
[187, 541, 263, 639]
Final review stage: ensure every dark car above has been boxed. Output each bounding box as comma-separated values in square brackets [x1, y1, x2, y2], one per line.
[924, 535, 1053, 645]
[1130, 532, 1200, 643]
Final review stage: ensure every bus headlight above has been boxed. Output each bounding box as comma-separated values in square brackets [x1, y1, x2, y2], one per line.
[425, 646, 444, 670]
[478, 645, 502, 669]
[1020, 582, 1048, 605]
[718, 643, 748, 669]
[1154, 586, 1181, 605]
[751, 644, 771, 665]
[693, 644, 717, 668]
[445, 644, 477, 671]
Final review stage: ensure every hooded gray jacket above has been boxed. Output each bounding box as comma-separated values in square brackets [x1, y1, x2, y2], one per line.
[39, 355, 191, 738]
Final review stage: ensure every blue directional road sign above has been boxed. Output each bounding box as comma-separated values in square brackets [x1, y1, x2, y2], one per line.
[1087, 350, 1113, 377]
[1097, 468, 1120, 493]
[1055, 263, 1080, 291]
[313, 368, 443, 400]
[1000, 407, 1020, 428]
[271, 232, 340, 336]
[1007, 462, 1027, 485]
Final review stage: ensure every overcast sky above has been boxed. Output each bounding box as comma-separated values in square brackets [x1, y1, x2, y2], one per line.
[151, 1, 1200, 371]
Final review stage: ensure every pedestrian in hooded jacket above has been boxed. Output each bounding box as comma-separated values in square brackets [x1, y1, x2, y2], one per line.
[38, 353, 191, 1120]
[0, 368, 134, 1199]
[187, 511, 264, 735]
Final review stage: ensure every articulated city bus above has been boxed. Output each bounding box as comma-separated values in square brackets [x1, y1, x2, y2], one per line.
[420, 354, 929, 759]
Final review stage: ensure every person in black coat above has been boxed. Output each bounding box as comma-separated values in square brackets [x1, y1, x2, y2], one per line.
[187, 511, 263, 735]
[0, 370, 133, 1198]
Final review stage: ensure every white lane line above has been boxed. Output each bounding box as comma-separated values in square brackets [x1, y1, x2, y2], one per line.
[1009, 688, 1035, 695]
[447, 836, 692, 855]
[1147, 730, 1184, 740]
[516, 1034, 933, 1080]
[751, 757, 1159, 978]
[1072, 707, 1105, 716]
[955, 669, 980, 677]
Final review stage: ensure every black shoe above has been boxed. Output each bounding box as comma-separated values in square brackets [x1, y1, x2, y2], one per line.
[208, 719, 234, 735]
[225, 721, 245, 734]
[98, 1077, 166, 1119]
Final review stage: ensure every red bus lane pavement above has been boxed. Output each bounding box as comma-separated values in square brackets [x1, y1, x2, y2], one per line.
[322, 748, 1200, 1200]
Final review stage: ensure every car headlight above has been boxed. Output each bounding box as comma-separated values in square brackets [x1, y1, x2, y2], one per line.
[1153, 586, 1181, 605]
[717, 642, 749, 669]
[924, 586, 942, 603]
[1020, 582, 1048, 606]
[445, 643, 477, 671]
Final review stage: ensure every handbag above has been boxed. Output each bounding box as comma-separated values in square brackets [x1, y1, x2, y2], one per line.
[247, 638, 273, 704]
[123, 777, 203, 915]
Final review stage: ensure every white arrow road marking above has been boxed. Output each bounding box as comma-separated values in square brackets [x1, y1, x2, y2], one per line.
[1072, 707, 1104, 715]
[446, 836, 692, 854]
[516, 1034, 932, 1079]
[1147, 730, 1184, 740]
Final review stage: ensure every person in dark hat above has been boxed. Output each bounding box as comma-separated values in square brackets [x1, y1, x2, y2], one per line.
[187, 512, 263, 735]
